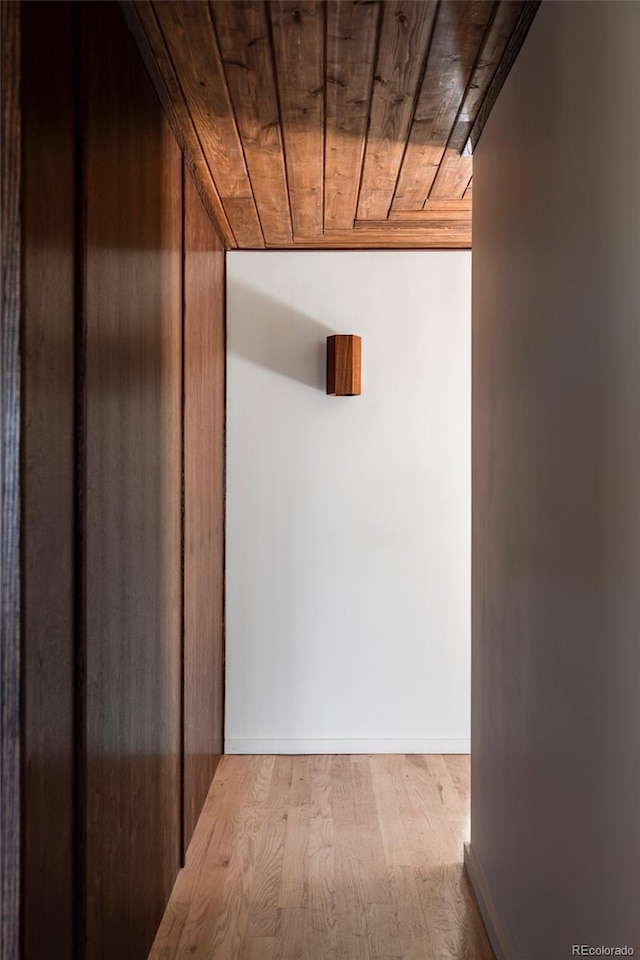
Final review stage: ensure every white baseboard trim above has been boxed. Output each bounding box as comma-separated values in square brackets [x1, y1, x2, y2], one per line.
[464, 843, 513, 960]
[225, 738, 470, 755]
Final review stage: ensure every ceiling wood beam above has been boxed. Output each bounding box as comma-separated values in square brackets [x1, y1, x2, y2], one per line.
[270, 227, 471, 249]
[388, 199, 472, 222]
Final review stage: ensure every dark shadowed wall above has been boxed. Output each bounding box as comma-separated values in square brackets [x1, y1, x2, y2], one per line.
[22, 3, 76, 956]
[83, 5, 183, 957]
[19, 3, 226, 957]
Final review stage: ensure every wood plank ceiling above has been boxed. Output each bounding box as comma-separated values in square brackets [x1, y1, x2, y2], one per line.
[124, 0, 539, 249]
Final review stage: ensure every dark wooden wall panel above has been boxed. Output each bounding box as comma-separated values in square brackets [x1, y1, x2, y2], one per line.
[22, 3, 76, 957]
[183, 170, 225, 854]
[84, 4, 183, 958]
[1, 2, 21, 957]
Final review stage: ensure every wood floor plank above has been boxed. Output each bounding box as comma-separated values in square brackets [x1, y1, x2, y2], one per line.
[148, 757, 257, 960]
[390, 865, 437, 960]
[244, 757, 292, 938]
[304, 757, 336, 959]
[175, 756, 276, 958]
[274, 907, 307, 960]
[278, 756, 312, 908]
[444, 753, 472, 805]
[149, 754, 494, 960]
[332, 756, 370, 960]
[351, 757, 394, 905]
[369, 756, 413, 867]
[239, 935, 276, 960]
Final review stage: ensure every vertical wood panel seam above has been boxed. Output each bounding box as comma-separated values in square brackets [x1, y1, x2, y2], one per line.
[119, 1, 235, 248]
[264, 1, 295, 248]
[424, 0, 499, 204]
[144, 1, 239, 248]
[73, 6, 87, 956]
[179, 156, 186, 867]
[205, 1, 266, 248]
[464, 0, 541, 153]
[253, 0, 294, 241]
[352, 1, 385, 228]
[18, 2, 28, 942]
[6, 4, 22, 957]
[387, 0, 442, 218]
[321, 0, 328, 236]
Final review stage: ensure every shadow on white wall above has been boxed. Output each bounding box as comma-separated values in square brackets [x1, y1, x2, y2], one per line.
[228, 283, 337, 392]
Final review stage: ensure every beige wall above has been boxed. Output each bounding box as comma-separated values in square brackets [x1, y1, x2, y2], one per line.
[470, 2, 640, 957]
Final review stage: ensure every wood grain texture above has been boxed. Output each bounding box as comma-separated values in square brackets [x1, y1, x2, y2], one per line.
[149, 754, 495, 960]
[122, 0, 539, 248]
[379, 197, 472, 222]
[391, 0, 495, 213]
[1, 2, 21, 957]
[324, 0, 381, 231]
[152, 0, 264, 247]
[21, 3, 76, 956]
[465, 0, 541, 153]
[269, 0, 325, 239]
[288, 227, 471, 249]
[430, 1, 527, 200]
[182, 169, 225, 855]
[212, 0, 293, 246]
[327, 335, 361, 396]
[356, 0, 438, 221]
[120, 0, 236, 248]
[83, 4, 183, 957]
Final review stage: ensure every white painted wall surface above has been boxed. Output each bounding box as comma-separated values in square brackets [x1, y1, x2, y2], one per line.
[226, 251, 471, 754]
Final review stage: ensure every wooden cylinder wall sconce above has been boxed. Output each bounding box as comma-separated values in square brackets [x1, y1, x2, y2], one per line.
[326, 335, 362, 396]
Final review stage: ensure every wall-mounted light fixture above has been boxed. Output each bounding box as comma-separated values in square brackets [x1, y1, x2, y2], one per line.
[326, 335, 361, 396]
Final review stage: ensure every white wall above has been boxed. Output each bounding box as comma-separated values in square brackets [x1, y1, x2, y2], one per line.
[226, 251, 471, 754]
[470, 2, 640, 956]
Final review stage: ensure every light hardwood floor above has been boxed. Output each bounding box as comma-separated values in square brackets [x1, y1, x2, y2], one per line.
[148, 755, 494, 960]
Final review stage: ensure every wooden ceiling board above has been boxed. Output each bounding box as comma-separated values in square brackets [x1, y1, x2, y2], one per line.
[391, 0, 496, 213]
[325, 0, 381, 231]
[429, 0, 527, 199]
[124, 1, 237, 247]
[122, 0, 540, 249]
[464, 0, 541, 153]
[269, 0, 325, 240]
[356, 0, 439, 222]
[152, 0, 264, 247]
[212, 0, 293, 245]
